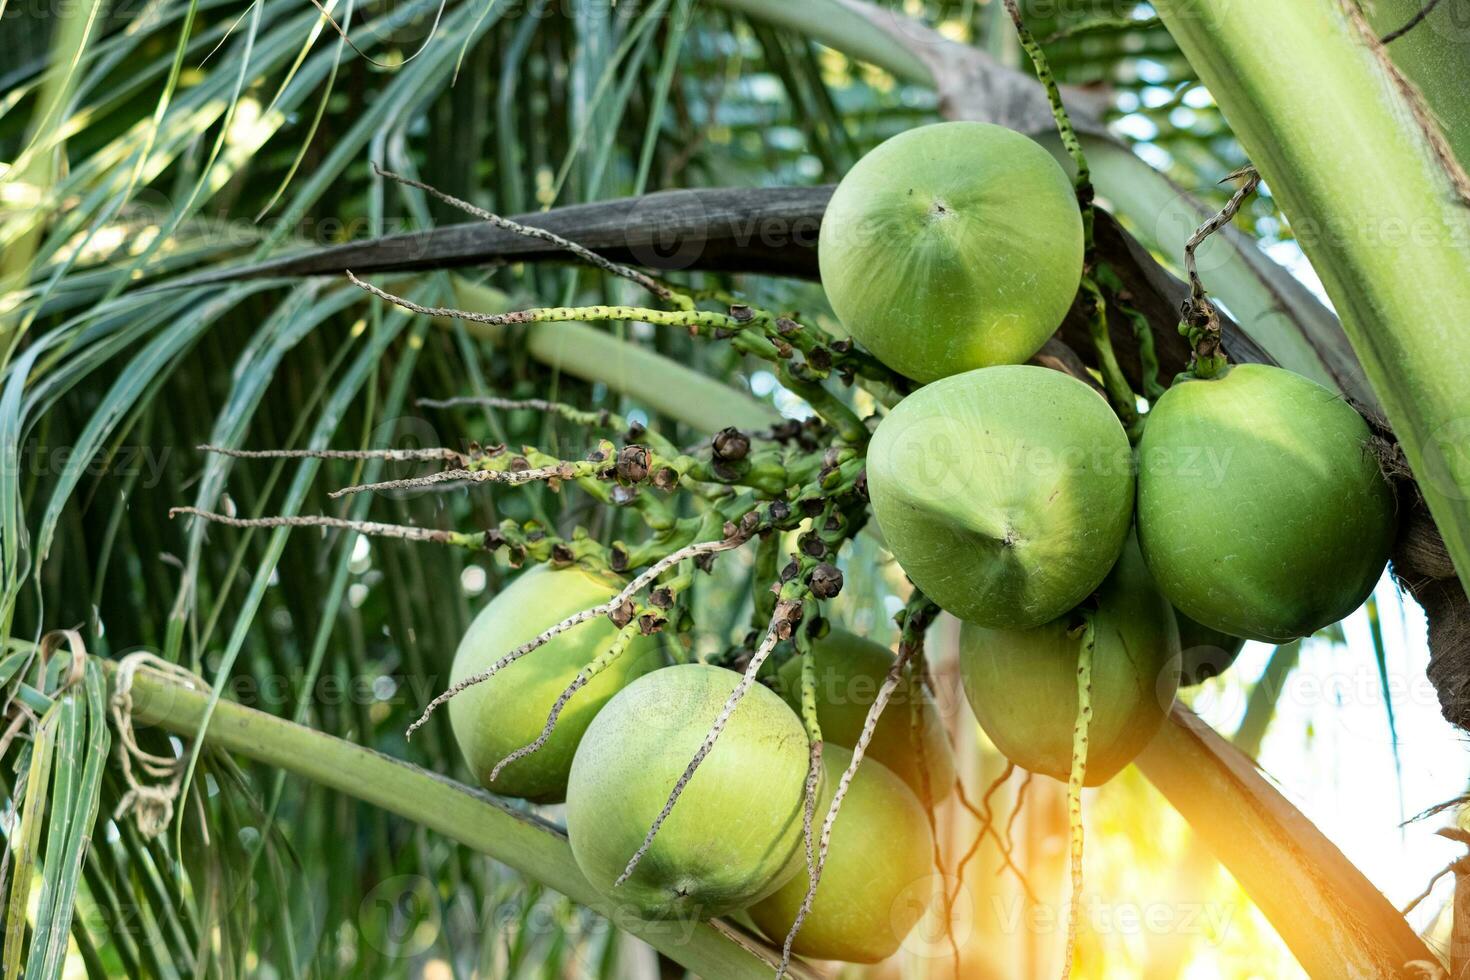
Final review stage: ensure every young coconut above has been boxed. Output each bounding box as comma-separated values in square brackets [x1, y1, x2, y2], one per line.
[447, 565, 658, 803]
[1136, 363, 1395, 643]
[773, 629, 955, 801]
[747, 745, 934, 965]
[1175, 610, 1246, 686]
[868, 365, 1134, 631]
[565, 663, 810, 919]
[818, 121, 1084, 382]
[959, 536, 1180, 785]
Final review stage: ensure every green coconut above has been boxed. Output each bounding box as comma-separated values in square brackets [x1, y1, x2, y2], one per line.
[868, 365, 1135, 630]
[818, 121, 1085, 382]
[1136, 363, 1396, 643]
[958, 536, 1179, 785]
[747, 746, 934, 964]
[565, 664, 810, 920]
[1175, 610, 1246, 686]
[773, 629, 955, 801]
[447, 565, 659, 803]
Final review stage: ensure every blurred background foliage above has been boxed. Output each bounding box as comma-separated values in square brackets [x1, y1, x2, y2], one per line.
[0, 0, 1456, 976]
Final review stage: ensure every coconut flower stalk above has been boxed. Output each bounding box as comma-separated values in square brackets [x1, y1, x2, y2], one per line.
[1152, 0, 1470, 599]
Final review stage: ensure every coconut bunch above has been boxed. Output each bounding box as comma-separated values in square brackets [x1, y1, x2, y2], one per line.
[173, 47, 1396, 980]
[836, 117, 1395, 777]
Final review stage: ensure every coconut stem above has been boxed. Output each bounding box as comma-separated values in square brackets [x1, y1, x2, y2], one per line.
[167, 507, 480, 547]
[1096, 264, 1166, 402]
[1179, 167, 1261, 380]
[197, 444, 468, 465]
[327, 459, 598, 498]
[349, 273, 745, 335]
[417, 396, 683, 457]
[1080, 277, 1140, 434]
[1061, 620, 1096, 980]
[1002, 0, 1091, 236]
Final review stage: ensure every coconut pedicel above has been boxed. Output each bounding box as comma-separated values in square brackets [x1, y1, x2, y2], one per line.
[867, 364, 1134, 630]
[819, 121, 1084, 383]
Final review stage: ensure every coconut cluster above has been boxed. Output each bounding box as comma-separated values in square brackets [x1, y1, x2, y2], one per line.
[840, 125, 1396, 789]
[441, 122, 1396, 968]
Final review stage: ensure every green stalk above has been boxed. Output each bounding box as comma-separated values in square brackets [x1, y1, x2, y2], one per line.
[1078, 141, 1373, 407]
[1061, 621, 1094, 980]
[112, 662, 815, 980]
[1153, 0, 1470, 595]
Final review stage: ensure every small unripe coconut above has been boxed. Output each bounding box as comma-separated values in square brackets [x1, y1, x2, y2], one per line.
[773, 629, 955, 801]
[565, 664, 810, 919]
[818, 121, 1084, 382]
[747, 746, 934, 964]
[1175, 610, 1246, 686]
[959, 537, 1179, 785]
[868, 365, 1134, 630]
[447, 565, 658, 803]
[1136, 364, 1395, 643]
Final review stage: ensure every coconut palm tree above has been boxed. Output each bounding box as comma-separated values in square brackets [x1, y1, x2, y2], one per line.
[3, 0, 1468, 976]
